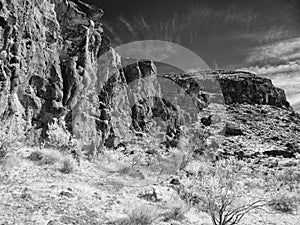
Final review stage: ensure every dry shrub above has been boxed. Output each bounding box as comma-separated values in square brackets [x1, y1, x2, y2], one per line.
[59, 156, 76, 174]
[175, 126, 210, 172]
[262, 168, 300, 214]
[28, 149, 62, 165]
[46, 118, 72, 149]
[269, 194, 298, 214]
[116, 205, 158, 225]
[180, 158, 267, 225]
[161, 206, 186, 222]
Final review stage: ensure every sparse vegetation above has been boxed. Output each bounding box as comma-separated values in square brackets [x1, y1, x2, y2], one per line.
[269, 194, 298, 214]
[46, 118, 72, 150]
[0, 117, 21, 161]
[162, 206, 186, 222]
[59, 156, 77, 174]
[179, 158, 269, 225]
[28, 149, 62, 165]
[116, 205, 158, 225]
[0, 155, 23, 171]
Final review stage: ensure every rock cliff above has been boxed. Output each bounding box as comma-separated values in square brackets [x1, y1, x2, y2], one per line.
[0, 0, 294, 151]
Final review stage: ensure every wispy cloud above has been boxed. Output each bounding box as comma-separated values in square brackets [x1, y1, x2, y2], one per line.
[104, 4, 260, 45]
[247, 37, 300, 66]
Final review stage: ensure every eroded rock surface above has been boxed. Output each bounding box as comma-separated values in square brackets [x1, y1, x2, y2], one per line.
[0, 0, 295, 153]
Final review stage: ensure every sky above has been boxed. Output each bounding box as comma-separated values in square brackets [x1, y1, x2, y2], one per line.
[82, 0, 300, 111]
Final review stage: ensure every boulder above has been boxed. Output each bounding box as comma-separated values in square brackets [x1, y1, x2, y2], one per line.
[201, 114, 221, 126]
[224, 124, 244, 136]
[263, 150, 295, 158]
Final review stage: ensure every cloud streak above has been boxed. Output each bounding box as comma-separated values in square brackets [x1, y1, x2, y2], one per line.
[247, 37, 300, 66]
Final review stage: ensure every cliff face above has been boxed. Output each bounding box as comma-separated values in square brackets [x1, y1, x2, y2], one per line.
[0, 0, 130, 145]
[0, 0, 294, 150]
[0, 0, 63, 137]
[215, 71, 291, 109]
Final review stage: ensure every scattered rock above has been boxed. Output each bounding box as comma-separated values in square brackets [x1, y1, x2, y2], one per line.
[263, 158, 279, 168]
[286, 143, 300, 154]
[169, 178, 181, 186]
[201, 114, 221, 126]
[47, 220, 60, 225]
[263, 150, 295, 158]
[128, 169, 145, 180]
[278, 159, 298, 167]
[145, 149, 158, 155]
[20, 188, 32, 201]
[138, 188, 161, 202]
[224, 124, 244, 136]
[59, 191, 74, 198]
[201, 116, 212, 126]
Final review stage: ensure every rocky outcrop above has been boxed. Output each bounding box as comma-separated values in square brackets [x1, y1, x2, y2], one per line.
[0, 0, 63, 138]
[215, 71, 292, 110]
[159, 71, 292, 111]
[0, 0, 294, 152]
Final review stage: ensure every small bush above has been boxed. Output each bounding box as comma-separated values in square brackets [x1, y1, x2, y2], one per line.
[46, 118, 72, 149]
[59, 156, 76, 174]
[180, 158, 267, 225]
[28, 149, 62, 165]
[27, 150, 43, 161]
[269, 195, 298, 214]
[162, 206, 186, 222]
[116, 205, 157, 225]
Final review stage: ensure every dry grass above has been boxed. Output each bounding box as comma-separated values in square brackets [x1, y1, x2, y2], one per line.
[161, 206, 186, 222]
[269, 195, 298, 214]
[0, 155, 23, 172]
[59, 156, 77, 174]
[115, 205, 157, 225]
[28, 149, 62, 165]
[27, 148, 77, 174]
[177, 158, 269, 225]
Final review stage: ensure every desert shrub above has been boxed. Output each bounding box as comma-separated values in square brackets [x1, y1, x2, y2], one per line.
[59, 156, 76, 174]
[28, 149, 62, 165]
[176, 135, 194, 171]
[28, 150, 43, 161]
[260, 167, 300, 214]
[269, 194, 298, 214]
[276, 168, 300, 190]
[153, 131, 205, 175]
[116, 205, 157, 225]
[180, 158, 267, 225]
[177, 126, 210, 171]
[161, 206, 186, 222]
[46, 118, 72, 149]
